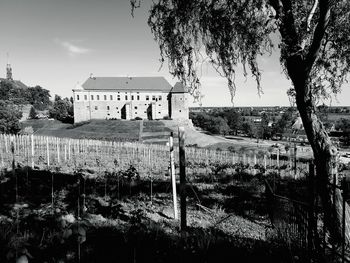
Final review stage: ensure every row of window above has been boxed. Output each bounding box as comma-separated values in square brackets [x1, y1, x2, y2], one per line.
[93, 104, 162, 111]
[76, 94, 164, 102]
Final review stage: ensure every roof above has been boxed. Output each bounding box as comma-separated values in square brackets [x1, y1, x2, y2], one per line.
[170, 82, 188, 93]
[81, 77, 172, 92]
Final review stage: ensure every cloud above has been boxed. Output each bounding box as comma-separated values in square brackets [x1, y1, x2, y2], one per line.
[55, 39, 91, 56]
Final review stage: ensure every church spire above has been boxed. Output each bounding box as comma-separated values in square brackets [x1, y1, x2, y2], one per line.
[6, 52, 13, 81]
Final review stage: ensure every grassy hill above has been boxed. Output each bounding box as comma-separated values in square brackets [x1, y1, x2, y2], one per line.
[21, 119, 141, 142]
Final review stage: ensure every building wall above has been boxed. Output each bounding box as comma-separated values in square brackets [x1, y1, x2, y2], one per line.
[170, 93, 189, 119]
[73, 90, 171, 123]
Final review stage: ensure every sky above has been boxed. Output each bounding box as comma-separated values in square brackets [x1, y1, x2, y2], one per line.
[0, 0, 349, 107]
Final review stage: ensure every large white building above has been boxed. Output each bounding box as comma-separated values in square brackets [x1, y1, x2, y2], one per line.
[72, 76, 189, 123]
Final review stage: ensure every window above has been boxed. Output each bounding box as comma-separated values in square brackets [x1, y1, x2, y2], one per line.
[117, 95, 120, 101]
[158, 112, 161, 114]
[125, 95, 128, 100]
[97, 95, 100, 100]
[134, 106, 138, 109]
[91, 95, 94, 100]
[158, 96, 162, 101]
[158, 104, 161, 106]
[107, 106, 110, 110]
[77, 95, 80, 100]
[135, 112, 137, 114]
[179, 110, 182, 112]
[152, 96, 156, 101]
[131, 95, 134, 100]
[146, 95, 149, 101]
[84, 95, 87, 100]
[116, 107, 119, 109]
[137, 95, 140, 100]
[104, 95, 107, 100]
[110, 95, 113, 100]
[95, 106, 98, 110]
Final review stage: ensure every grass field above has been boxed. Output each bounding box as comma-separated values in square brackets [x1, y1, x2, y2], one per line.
[21, 119, 141, 141]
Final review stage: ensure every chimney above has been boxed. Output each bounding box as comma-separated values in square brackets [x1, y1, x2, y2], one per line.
[90, 73, 94, 79]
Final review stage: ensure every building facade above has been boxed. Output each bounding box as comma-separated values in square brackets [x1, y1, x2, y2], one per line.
[73, 76, 189, 123]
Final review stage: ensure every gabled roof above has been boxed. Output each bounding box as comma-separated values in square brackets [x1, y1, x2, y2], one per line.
[170, 82, 188, 93]
[81, 77, 172, 92]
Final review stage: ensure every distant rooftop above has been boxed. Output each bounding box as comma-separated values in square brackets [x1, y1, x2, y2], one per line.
[170, 82, 188, 93]
[81, 77, 172, 92]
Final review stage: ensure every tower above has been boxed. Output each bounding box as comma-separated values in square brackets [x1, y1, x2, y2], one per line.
[6, 53, 13, 81]
[169, 82, 189, 119]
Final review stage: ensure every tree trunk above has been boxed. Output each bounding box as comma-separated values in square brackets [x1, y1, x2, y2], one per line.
[290, 64, 350, 246]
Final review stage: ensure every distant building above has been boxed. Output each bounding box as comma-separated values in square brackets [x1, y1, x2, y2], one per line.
[0, 61, 28, 89]
[72, 76, 189, 123]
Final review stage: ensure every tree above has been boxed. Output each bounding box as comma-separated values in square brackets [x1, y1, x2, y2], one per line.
[29, 106, 37, 119]
[189, 112, 229, 135]
[274, 107, 295, 134]
[0, 100, 22, 134]
[49, 96, 74, 123]
[335, 118, 350, 146]
[242, 121, 254, 138]
[222, 108, 243, 135]
[28, 86, 51, 110]
[138, 0, 350, 244]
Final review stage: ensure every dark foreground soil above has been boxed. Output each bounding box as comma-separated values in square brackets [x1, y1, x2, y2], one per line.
[0, 167, 302, 263]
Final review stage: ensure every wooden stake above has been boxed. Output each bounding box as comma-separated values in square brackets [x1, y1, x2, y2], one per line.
[57, 138, 60, 164]
[178, 127, 187, 233]
[31, 135, 34, 169]
[46, 137, 50, 167]
[169, 132, 178, 220]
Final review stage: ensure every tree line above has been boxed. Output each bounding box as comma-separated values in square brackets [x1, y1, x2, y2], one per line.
[190, 108, 296, 140]
[0, 80, 74, 134]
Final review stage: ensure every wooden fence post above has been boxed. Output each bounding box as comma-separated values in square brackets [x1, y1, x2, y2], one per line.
[31, 135, 34, 169]
[169, 132, 178, 220]
[178, 127, 187, 234]
[57, 138, 60, 164]
[308, 161, 316, 259]
[46, 137, 50, 167]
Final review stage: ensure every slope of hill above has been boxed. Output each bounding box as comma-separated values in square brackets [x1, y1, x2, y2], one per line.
[20, 119, 141, 141]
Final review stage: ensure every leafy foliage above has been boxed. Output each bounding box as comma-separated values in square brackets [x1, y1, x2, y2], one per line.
[49, 96, 74, 123]
[27, 86, 51, 111]
[0, 100, 22, 134]
[190, 112, 230, 135]
[0, 81, 51, 110]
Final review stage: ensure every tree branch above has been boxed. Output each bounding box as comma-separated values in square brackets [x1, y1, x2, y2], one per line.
[307, 0, 319, 32]
[305, 0, 331, 73]
[269, 0, 283, 19]
[279, 0, 301, 52]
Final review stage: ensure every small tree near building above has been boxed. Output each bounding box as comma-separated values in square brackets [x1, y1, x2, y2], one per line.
[29, 106, 37, 119]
